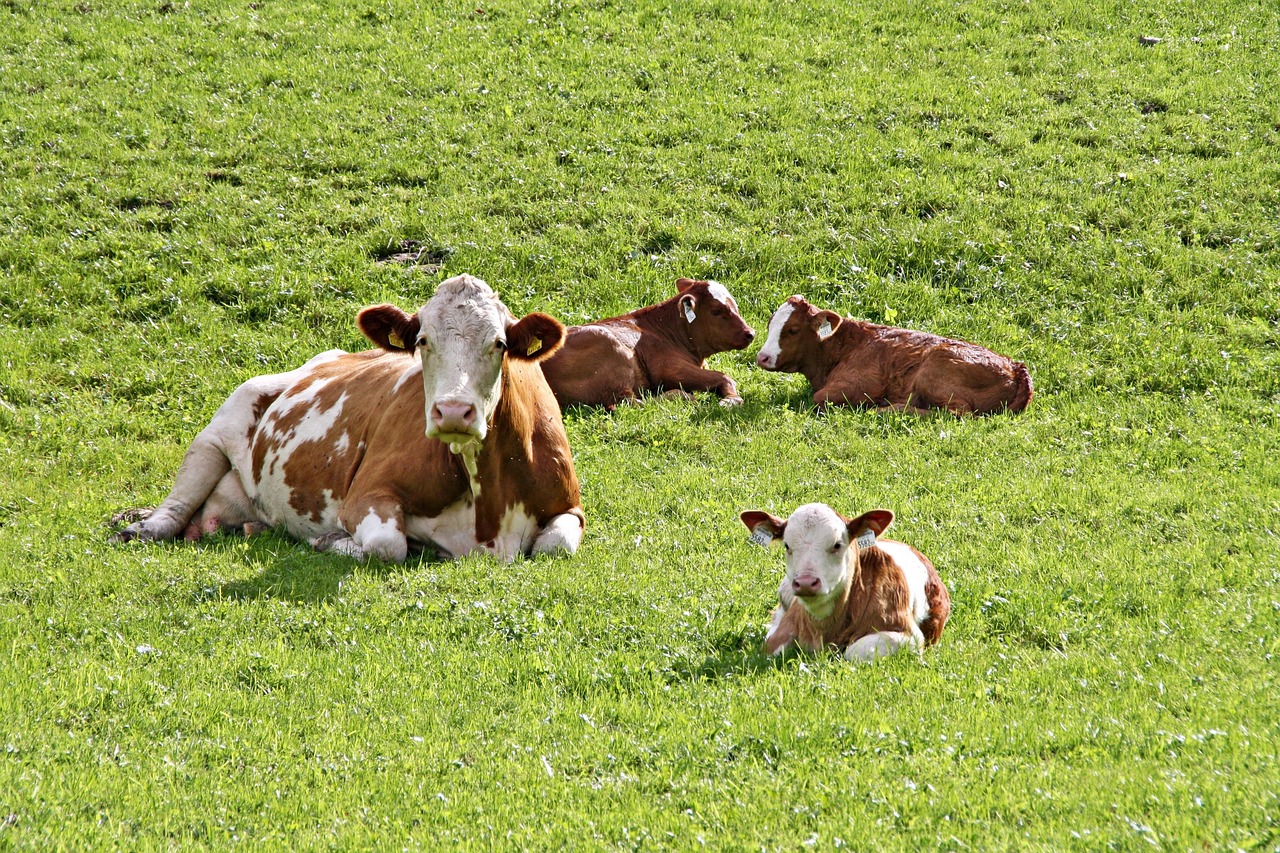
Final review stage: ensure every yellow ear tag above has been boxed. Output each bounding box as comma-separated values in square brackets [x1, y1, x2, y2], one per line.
[526, 336, 542, 357]
[387, 330, 404, 349]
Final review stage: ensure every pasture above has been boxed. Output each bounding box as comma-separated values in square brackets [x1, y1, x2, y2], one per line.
[2, 0, 1278, 847]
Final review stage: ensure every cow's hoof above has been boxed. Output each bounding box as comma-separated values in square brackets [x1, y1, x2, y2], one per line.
[109, 507, 153, 528]
[719, 395, 744, 408]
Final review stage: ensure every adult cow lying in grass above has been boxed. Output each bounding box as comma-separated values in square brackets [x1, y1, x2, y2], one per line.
[741, 503, 950, 662]
[540, 278, 755, 409]
[756, 295, 1033, 415]
[112, 274, 584, 562]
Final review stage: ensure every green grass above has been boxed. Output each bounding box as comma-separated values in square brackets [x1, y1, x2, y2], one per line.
[3, 0, 1280, 848]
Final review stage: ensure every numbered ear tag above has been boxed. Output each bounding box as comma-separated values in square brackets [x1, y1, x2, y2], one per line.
[749, 526, 774, 547]
[526, 336, 543, 356]
[817, 320, 834, 340]
[388, 330, 405, 349]
[854, 530, 876, 551]
[683, 303, 697, 323]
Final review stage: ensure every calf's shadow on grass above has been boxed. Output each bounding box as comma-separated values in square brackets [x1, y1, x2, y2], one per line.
[184, 531, 439, 605]
[669, 627, 778, 682]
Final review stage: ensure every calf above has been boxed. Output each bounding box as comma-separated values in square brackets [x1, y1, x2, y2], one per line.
[113, 274, 584, 562]
[740, 503, 950, 662]
[540, 278, 755, 409]
[756, 295, 1032, 415]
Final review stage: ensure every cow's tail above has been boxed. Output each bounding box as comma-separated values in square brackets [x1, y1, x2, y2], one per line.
[1008, 362, 1034, 413]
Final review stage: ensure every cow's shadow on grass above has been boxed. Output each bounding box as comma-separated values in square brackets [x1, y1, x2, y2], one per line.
[179, 531, 442, 605]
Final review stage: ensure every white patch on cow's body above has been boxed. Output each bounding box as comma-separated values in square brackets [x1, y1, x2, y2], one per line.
[877, 539, 931, 626]
[406, 500, 552, 561]
[253, 390, 349, 534]
[757, 302, 795, 369]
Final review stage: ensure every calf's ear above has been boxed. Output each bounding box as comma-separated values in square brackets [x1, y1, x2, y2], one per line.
[740, 510, 787, 546]
[815, 310, 842, 340]
[676, 277, 699, 293]
[678, 293, 698, 323]
[358, 304, 421, 352]
[846, 509, 894, 539]
[506, 312, 566, 362]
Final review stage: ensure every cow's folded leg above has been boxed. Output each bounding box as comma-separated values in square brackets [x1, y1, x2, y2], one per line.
[112, 438, 231, 542]
[336, 501, 409, 563]
[531, 511, 584, 556]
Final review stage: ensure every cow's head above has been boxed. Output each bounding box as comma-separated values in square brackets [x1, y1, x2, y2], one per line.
[674, 278, 755, 357]
[741, 503, 893, 619]
[755, 295, 843, 371]
[357, 274, 565, 449]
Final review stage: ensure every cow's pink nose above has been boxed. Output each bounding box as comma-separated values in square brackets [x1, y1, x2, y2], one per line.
[432, 400, 477, 433]
[792, 575, 821, 596]
[757, 352, 774, 368]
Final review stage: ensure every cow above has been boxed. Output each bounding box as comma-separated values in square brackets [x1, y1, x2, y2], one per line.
[740, 503, 950, 662]
[539, 278, 756, 410]
[755, 295, 1033, 415]
[112, 274, 585, 563]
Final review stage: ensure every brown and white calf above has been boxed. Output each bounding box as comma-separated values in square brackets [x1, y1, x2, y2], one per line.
[113, 274, 584, 562]
[756, 295, 1032, 415]
[740, 503, 950, 662]
[540, 278, 755, 409]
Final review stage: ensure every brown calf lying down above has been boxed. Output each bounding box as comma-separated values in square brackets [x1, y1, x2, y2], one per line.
[740, 503, 950, 662]
[756, 295, 1032, 415]
[540, 278, 755, 410]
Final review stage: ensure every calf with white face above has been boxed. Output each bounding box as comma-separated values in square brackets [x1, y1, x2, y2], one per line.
[740, 503, 950, 662]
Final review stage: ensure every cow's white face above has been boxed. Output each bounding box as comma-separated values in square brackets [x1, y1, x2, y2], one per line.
[741, 502, 894, 622]
[357, 275, 567, 456]
[414, 275, 511, 447]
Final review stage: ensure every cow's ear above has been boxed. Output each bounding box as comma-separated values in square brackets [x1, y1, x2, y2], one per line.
[506, 312, 566, 362]
[847, 509, 893, 539]
[358, 304, 421, 352]
[678, 293, 698, 324]
[815, 310, 842, 340]
[741, 510, 787, 547]
[676, 277, 699, 293]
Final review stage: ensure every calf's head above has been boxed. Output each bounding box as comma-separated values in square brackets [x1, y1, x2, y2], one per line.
[674, 278, 755, 356]
[741, 503, 893, 618]
[358, 274, 565, 448]
[755, 295, 843, 371]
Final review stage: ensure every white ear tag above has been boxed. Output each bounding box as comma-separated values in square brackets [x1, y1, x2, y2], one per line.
[854, 529, 876, 551]
[749, 526, 774, 547]
[817, 320, 834, 340]
[683, 303, 697, 323]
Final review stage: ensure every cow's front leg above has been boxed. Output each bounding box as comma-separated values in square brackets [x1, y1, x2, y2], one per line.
[530, 511, 584, 557]
[326, 500, 410, 562]
[658, 365, 742, 406]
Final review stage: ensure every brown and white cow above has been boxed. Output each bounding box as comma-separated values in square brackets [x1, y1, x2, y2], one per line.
[539, 278, 755, 409]
[756, 295, 1033, 415]
[740, 503, 950, 662]
[112, 274, 584, 562]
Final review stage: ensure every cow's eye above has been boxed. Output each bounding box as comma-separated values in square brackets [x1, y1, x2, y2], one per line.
[494, 338, 507, 352]
[784, 544, 792, 554]
[416, 336, 429, 349]
[782, 327, 797, 337]
[831, 542, 843, 553]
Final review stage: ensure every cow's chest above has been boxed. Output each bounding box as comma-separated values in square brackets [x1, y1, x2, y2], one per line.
[405, 500, 541, 561]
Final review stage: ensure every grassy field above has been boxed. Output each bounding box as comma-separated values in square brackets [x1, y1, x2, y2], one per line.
[2, 0, 1279, 847]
